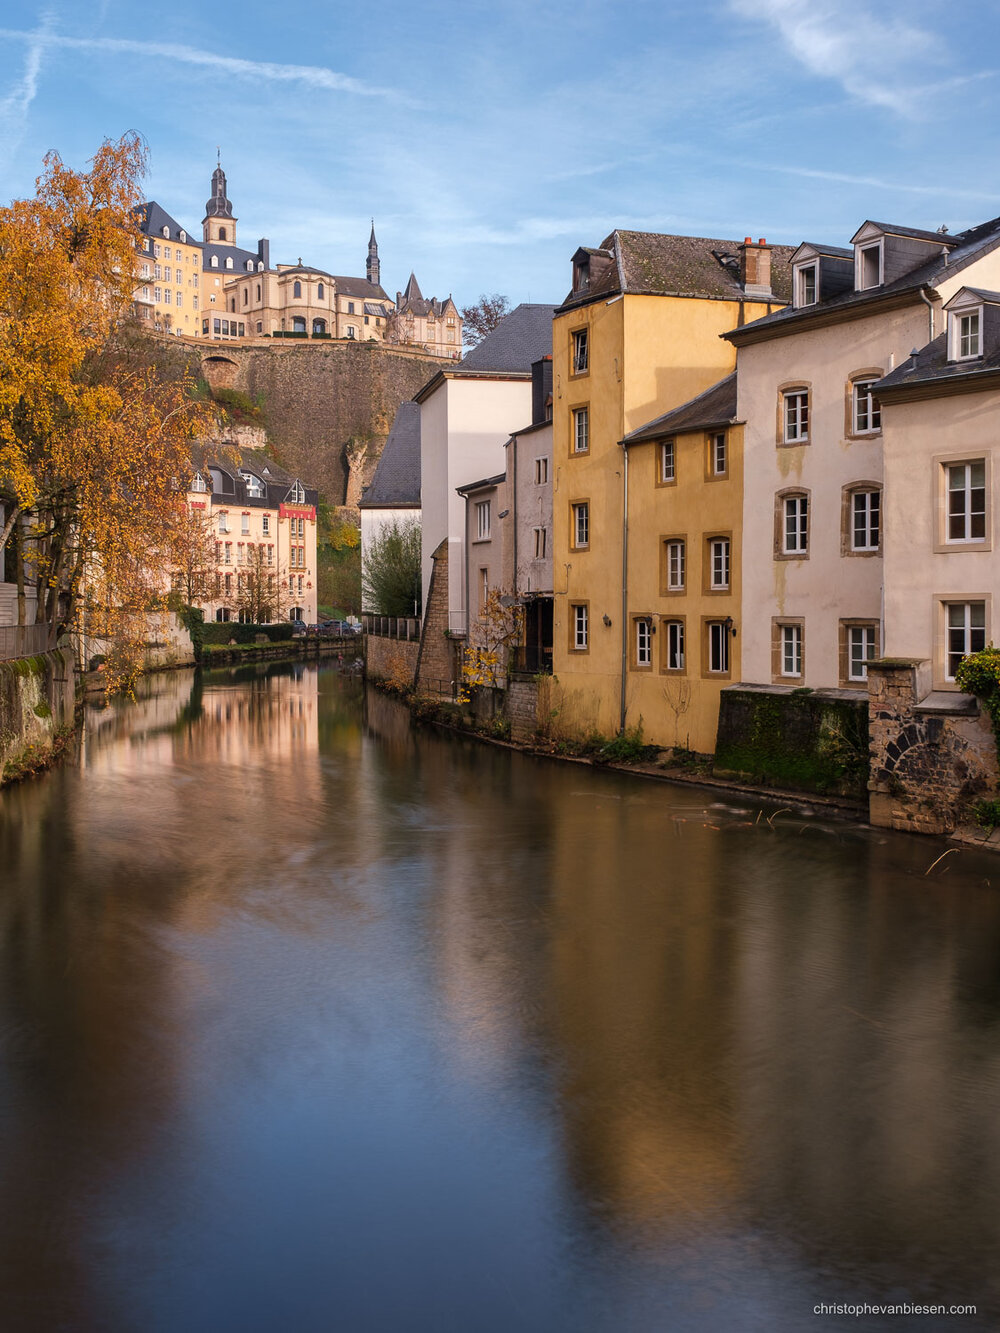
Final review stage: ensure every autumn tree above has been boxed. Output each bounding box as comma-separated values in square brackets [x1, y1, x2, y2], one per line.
[361, 517, 421, 616]
[0, 134, 210, 689]
[460, 293, 511, 347]
[460, 588, 523, 697]
[233, 543, 287, 625]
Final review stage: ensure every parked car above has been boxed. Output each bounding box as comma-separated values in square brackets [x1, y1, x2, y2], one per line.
[290, 619, 307, 636]
[322, 619, 361, 637]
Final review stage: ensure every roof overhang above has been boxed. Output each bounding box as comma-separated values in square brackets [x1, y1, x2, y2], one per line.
[724, 285, 934, 347]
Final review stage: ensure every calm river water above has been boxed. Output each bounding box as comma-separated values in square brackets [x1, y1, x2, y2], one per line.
[1, 662, 998, 1332]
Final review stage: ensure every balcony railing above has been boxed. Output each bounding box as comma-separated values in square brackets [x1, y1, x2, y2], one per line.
[0, 622, 55, 662]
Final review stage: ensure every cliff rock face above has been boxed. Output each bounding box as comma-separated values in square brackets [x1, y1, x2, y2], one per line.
[199, 340, 443, 503]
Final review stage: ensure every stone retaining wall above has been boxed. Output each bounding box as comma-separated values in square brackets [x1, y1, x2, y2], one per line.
[366, 635, 419, 690]
[0, 649, 77, 783]
[868, 659, 999, 833]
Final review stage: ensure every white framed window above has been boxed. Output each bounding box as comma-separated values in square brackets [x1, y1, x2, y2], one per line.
[211, 256, 219, 268]
[852, 490, 881, 550]
[783, 494, 808, 554]
[946, 461, 986, 542]
[857, 242, 882, 290]
[954, 309, 982, 360]
[852, 379, 882, 434]
[848, 625, 877, 681]
[660, 439, 675, 483]
[710, 538, 730, 590]
[533, 527, 546, 559]
[217, 512, 229, 534]
[781, 623, 803, 677]
[946, 601, 986, 680]
[572, 502, 589, 549]
[534, 457, 549, 485]
[571, 328, 589, 374]
[224, 542, 232, 564]
[262, 514, 270, 535]
[346, 325, 357, 339]
[665, 620, 685, 671]
[475, 500, 491, 541]
[154, 264, 162, 280]
[708, 621, 730, 674]
[288, 481, 305, 504]
[795, 262, 818, 307]
[666, 539, 685, 591]
[241, 513, 250, 534]
[153, 243, 161, 258]
[191, 472, 207, 493]
[154, 286, 162, 303]
[572, 603, 589, 650]
[225, 257, 233, 270]
[711, 432, 727, 476]
[572, 407, 589, 453]
[783, 389, 809, 443]
[635, 618, 652, 667]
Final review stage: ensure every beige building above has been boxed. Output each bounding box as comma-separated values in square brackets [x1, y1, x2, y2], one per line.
[134, 202, 205, 337]
[392, 273, 462, 358]
[727, 215, 1000, 693]
[876, 285, 1000, 688]
[503, 357, 553, 672]
[184, 447, 318, 625]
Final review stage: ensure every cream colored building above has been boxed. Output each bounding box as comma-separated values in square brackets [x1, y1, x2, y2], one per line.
[134, 202, 205, 337]
[876, 285, 1000, 688]
[185, 447, 318, 625]
[727, 216, 1000, 693]
[392, 273, 462, 358]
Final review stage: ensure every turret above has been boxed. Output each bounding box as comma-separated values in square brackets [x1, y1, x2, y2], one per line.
[203, 160, 237, 246]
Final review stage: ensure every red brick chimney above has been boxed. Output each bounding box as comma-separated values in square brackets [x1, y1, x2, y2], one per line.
[739, 237, 772, 297]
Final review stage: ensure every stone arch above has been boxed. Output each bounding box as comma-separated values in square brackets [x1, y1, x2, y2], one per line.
[201, 354, 240, 391]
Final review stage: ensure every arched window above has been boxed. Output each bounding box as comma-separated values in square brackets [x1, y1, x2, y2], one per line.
[162, 225, 169, 237]
[312, 318, 327, 335]
[291, 316, 306, 333]
[179, 230, 186, 243]
[211, 256, 219, 268]
[257, 261, 264, 272]
[256, 283, 261, 301]
[293, 281, 302, 299]
[218, 227, 227, 241]
[317, 282, 324, 299]
[225, 256, 233, 270]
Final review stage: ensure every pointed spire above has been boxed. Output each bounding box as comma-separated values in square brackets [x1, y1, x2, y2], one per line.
[204, 159, 234, 220]
[367, 220, 380, 287]
[402, 271, 423, 303]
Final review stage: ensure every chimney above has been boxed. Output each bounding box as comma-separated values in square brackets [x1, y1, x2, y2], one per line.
[739, 237, 772, 298]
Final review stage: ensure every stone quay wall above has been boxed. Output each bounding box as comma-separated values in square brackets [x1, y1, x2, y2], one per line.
[415, 541, 460, 695]
[0, 649, 77, 784]
[366, 635, 419, 691]
[868, 659, 999, 834]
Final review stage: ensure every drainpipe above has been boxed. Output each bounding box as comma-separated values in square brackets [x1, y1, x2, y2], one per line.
[918, 287, 936, 342]
[619, 439, 629, 735]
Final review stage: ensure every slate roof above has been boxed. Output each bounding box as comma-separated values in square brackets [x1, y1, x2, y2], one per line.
[202, 240, 266, 271]
[190, 444, 317, 508]
[459, 303, 555, 373]
[797, 241, 853, 258]
[138, 201, 194, 243]
[456, 472, 505, 496]
[729, 213, 1000, 344]
[332, 274, 392, 302]
[359, 402, 421, 509]
[558, 230, 795, 311]
[855, 220, 957, 245]
[874, 332, 1000, 396]
[623, 373, 738, 444]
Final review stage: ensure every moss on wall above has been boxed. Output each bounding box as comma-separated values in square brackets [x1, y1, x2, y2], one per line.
[714, 686, 869, 799]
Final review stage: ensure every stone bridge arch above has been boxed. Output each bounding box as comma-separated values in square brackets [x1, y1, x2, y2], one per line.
[200, 354, 241, 391]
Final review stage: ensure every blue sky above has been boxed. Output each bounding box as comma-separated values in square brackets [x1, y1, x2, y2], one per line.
[2, 1, 999, 309]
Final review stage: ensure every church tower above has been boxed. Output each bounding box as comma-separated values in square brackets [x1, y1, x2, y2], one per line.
[203, 159, 237, 246]
[367, 221, 380, 287]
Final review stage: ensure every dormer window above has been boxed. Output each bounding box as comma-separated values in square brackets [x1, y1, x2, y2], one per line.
[573, 256, 590, 293]
[162, 225, 169, 238]
[225, 256, 233, 270]
[953, 309, 982, 360]
[211, 256, 219, 269]
[258, 261, 264, 272]
[191, 472, 208, 493]
[857, 242, 882, 290]
[179, 230, 186, 243]
[288, 480, 305, 504]
[241, 471, 265, 498]
[794, 262, 818, 307]
[246, 260, 253, 271]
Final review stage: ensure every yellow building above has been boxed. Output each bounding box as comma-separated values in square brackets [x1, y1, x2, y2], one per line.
[134, 202, 205, 337]
[549, 230, 791, 753]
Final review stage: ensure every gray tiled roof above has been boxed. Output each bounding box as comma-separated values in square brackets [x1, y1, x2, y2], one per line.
[456, 472, 505, 496]
[559, 231, 795, 311]
[332, 275, 391, 301]
[623, 373, 737, 444]
[459, 303, 555, 373]
[190, 443, 318, 507]
[729, 213, 1000, 343]
[856, 220, 957, 245]
[875, 332, 1000, 394]
[138, 201, 193, 243]
[359, 402, 421, 509]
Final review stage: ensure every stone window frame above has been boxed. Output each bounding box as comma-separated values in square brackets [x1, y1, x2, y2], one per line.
[704, 532, 733, 595]
[570, 499, 590, 551]
[570, 404, 590, 456]
[776, 381, 811, 447]
[702, 617, 732, 679]
[630, 615, 654, 672]
[844, 368, 884, 440]
[935, 593, 991, 689]
[570, 327, 589, 377]
[569, 601, 590, 653]
[705, 430, 729, 481]
[656, 438, 677, 488]
[771, 616, 805, 683]
[774, 487, 811, 560]
[660, 534, 687, 596]
[838, 619, 880, 688]
[841, 481, 882, 557]
[932, 451, 992, 554]
[661, 616, 686, 674]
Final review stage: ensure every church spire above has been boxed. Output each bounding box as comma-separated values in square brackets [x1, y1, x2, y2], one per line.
[367, 220, 380, 287]
[203, 159, 237, 245]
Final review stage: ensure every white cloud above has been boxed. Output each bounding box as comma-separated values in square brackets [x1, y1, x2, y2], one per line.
[0, 13, 52, 166]
[728, 0, 943, 115]
[0, 27, 410, 104]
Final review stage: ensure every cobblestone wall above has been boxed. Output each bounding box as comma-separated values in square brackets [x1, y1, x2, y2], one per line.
[0, 649, 76, 782]
[415, 541, 459, 693]
[868, 659, 999, 833]
[366, 635, 419, 690]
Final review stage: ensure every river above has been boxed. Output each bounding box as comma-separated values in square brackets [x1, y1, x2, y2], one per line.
[0, 662, 997, 1332]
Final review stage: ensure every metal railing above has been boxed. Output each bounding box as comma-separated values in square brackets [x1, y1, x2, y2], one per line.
[0, 622, 55, 662]
[362, 614, 421, 641]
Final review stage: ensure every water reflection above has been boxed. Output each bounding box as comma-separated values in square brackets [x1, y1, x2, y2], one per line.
[0, 665, 997, 1331]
